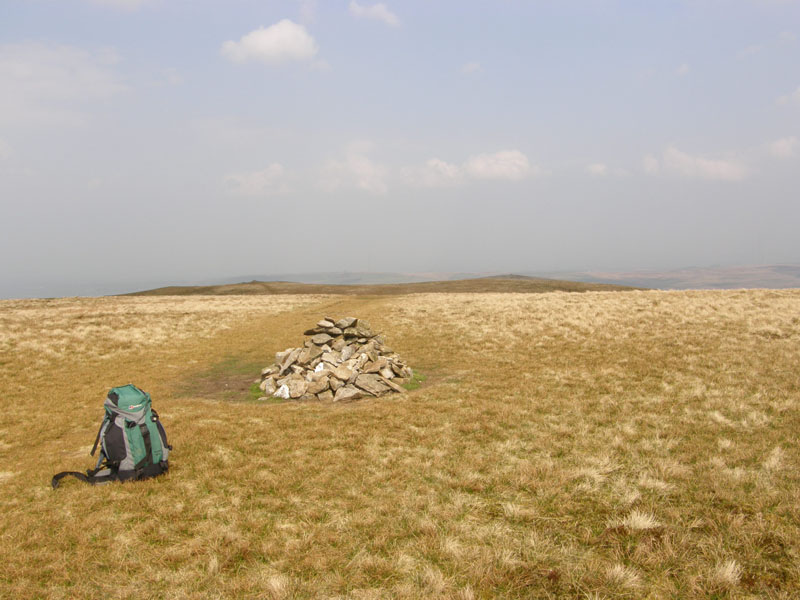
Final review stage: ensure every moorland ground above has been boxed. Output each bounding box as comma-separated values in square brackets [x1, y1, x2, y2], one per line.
[0, 289, 798, 599]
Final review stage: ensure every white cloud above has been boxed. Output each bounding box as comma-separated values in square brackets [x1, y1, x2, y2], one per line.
[221, 20, 318, 64]
[87, 177, 103, 190]
[0, 42, 127, 127]
[323, 142, 388, 194]
[406, 158, 464, 187]
[465, 150, 532, 180]
[460, 61, 482, 75]
[407, 150, 536, 186]
[645, 146, 748, 181]
[586, 162, 629, 177]
[769, 136, 798, 158]
[642, 154, 660, 175]
[226, 164, 287, 195]
[676, 63, 690, 76]
[738, 31, 796, 58]
[777, 85, 800, 106]
[739, 31, 797, 58]
[587, 163, 608, 176]
[349, 1, 400, 26]
[225, 164, 288, 196]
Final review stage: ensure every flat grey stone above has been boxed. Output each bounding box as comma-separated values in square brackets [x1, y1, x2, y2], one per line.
[298, 344, 324, 365]
[279, 348, 302, 375]
[307, 377, 330, 395]
[354, 374, 390, 396]
[333, 385, 363, 402]
[379, 376, 406, 393]
[311, 333, 334, 345]
[321, 351, 341, 364]
[286, 379, 308, 399]
[335, 317, 358, 329]
[331, 366, 354, 381]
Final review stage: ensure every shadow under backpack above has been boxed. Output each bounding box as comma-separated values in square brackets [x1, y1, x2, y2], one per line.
[52, 384, 172, 488]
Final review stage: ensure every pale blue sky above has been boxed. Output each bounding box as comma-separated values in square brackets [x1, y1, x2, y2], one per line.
[1, 0, 799, 297]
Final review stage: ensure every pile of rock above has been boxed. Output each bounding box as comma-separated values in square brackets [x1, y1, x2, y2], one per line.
[258, 317, 413, 402]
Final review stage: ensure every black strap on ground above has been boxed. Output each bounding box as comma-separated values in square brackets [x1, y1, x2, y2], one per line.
[51, 469, 116, 489]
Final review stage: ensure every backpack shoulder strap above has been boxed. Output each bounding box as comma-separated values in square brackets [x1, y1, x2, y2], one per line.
[51, 467, 117, 489]
[90, 416, 111, 457]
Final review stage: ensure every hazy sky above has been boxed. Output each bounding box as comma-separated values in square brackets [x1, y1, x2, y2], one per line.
[1, 0, 799, 297]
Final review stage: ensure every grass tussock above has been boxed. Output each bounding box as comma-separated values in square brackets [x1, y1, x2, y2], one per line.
[0, 289, 799, 598]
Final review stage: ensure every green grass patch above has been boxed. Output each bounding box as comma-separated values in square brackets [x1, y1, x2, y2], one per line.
[205, 355, 264, 377]
[248, 381, 285, 404]
[177, 355, 266, 402]
[402, 370, 427, 391]
[248, 382, 263, 401]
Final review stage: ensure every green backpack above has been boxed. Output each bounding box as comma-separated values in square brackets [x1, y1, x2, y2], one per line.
[52, 384, 171, 488]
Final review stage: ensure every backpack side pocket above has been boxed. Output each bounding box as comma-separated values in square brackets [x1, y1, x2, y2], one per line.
[103, 418, 127, 466]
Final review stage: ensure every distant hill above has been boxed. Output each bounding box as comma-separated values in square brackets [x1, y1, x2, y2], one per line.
[126, 275, 640, 296]
[561, 264, 800, 290]
[195, 271, 457, 286]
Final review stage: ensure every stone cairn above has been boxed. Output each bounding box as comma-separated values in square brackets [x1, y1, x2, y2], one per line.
[258, 317, 413, 402]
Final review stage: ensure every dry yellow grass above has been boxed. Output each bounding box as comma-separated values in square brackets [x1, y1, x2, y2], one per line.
[0, 295, 326, 364]
[1, 289, 799, 598]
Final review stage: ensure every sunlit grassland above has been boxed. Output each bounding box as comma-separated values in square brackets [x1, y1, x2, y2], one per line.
[0, 290, 799, 598]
